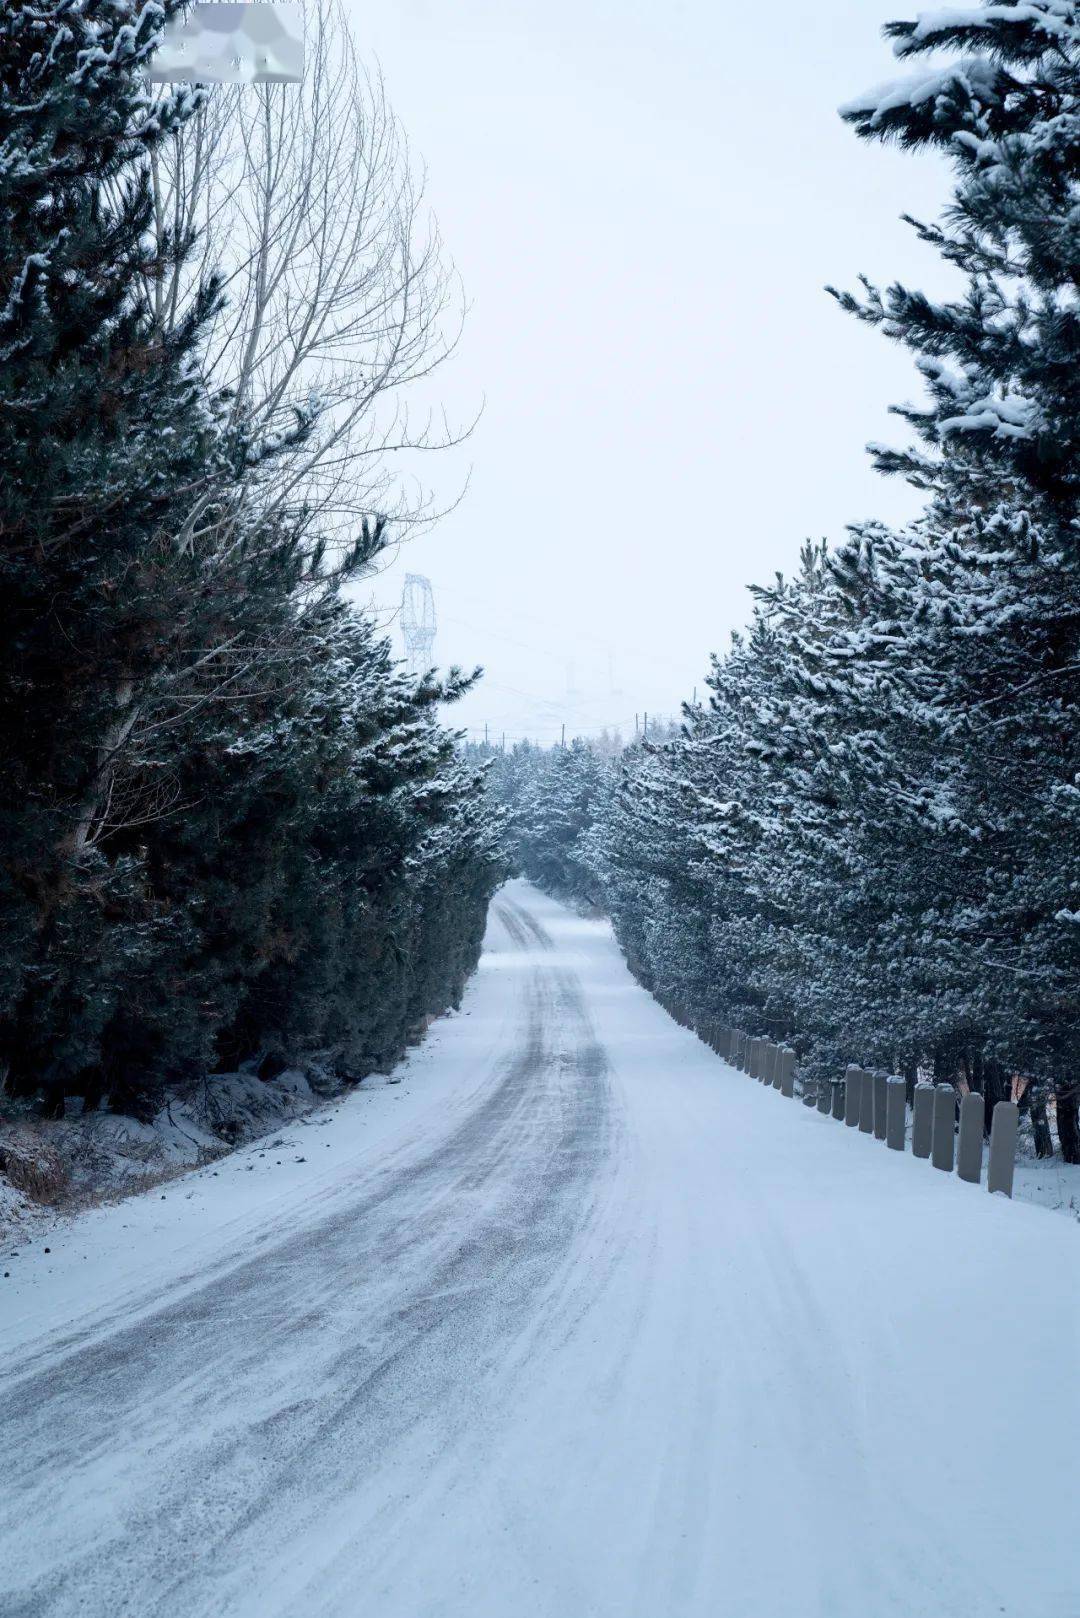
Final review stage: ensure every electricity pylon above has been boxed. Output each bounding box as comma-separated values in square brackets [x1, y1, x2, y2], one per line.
[401, 574, 436, 676]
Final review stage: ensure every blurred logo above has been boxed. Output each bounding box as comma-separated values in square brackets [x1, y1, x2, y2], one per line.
[149, 3, 304, 84]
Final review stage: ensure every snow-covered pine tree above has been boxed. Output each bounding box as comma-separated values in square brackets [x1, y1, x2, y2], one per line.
[0, 2, 508, 1115]
[475, 3, 1080, 1155]
[499, 738, 613, 908]
[0, 0, 236, 1104]
[831, 0, 1080, 1148]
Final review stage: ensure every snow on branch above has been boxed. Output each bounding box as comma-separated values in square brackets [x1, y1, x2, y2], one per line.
[839, 57, 1000, 126]
[939, 390, 1037, 438]
[901, 4, 1077, 54]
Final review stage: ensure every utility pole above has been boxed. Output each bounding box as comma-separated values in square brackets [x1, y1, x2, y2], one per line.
[560, 723, 566, 749]
[501, 731, 505, 752]
[484, 722, 489, 745]
[400, 574, 436, 677]
[643, 711, 648, 738]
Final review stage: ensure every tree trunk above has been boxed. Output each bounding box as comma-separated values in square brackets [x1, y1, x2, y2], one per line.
[67, 676, 137, 858]
[1029, 1087, 1054, 1159]
[1055, 1082, 1080, 1164]
[981, 1057, 1008, 1137]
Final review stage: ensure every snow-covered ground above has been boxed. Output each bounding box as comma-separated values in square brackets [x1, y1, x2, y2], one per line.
[2, 881, 1078, 1618]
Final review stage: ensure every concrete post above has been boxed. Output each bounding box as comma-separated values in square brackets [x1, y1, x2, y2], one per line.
[858, 1067, 875, 1134]
[779, 1046, 795, 1097]
[718, 1026, 732, 1061]
[872, 1071, 888, 1141]
[912, 1082, 934, 1158]
[843, 1066, 861, 1128]
[957, 1091, 984, 1184]
[763, 1043, 777, 1088]
[816, 1074, 830, 1114]
[772, 1044, 783, 1091]
[987, 1101, 1019, 1197]
[885, 1076, 905, 1151]
[748, 1038, 760, 1080]
[931, 1083, 955, 1172]
[735, 1031, 745, 1070]
[831, 1078, 845, 1120]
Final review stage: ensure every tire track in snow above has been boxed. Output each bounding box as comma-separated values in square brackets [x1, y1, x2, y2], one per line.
[0, 898, 618, 1618]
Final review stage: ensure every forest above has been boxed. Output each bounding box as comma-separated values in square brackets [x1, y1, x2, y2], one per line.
[0, 0, 507, 1120]
[481, 2, 1080, 1161]
[3, 0, 1079, 1169]
[2, 8, 1077, 1608]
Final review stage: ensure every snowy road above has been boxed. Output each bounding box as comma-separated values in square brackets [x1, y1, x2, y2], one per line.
[2, 882, 1078, 1618]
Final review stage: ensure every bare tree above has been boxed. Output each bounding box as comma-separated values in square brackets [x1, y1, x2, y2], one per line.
[59, 3, 468, 858]
[149, 0, 469, 552]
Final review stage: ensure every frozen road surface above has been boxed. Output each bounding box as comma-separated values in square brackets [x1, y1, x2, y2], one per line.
[2, 882, 1078, 1617]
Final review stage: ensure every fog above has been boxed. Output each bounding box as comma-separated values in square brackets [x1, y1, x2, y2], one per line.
[355, 0, 952, 744]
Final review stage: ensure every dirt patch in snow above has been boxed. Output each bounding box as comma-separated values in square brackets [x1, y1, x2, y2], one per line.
[0, 1065, 347, 1240]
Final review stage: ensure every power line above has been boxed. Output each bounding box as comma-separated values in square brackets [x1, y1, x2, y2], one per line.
[400, 574, 436, 677]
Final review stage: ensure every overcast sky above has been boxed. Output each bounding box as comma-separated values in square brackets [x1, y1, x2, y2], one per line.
[352, 0, 953, 745]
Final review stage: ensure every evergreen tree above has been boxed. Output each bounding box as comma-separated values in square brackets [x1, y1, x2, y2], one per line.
[831, 0, 1080, 1143]
[0, 0, 233, 1105]
[0, 2, 508, 1117]
[491, 3, 1080, 1155]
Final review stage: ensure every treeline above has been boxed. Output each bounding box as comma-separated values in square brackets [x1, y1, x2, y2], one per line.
[485, 2, 1080, 1160]
[0, 2, 506, 1118]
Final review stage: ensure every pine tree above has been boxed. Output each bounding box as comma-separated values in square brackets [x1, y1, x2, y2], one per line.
[0, 0, 233, 1104]
[831, 0, 1080, 1144]
[489, 3, 1080, 1148]
[0, 3, 509, 1116]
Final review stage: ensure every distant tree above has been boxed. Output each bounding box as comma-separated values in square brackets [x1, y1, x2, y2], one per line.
[147, 0, 468, 547]
[486, 2, 1080, 1156]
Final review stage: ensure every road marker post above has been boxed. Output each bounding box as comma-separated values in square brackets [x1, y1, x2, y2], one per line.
[873, 1071, 888, 1141]
[912, 1082, 934, 1158]
[885, 1076, 905, 1151]
[987, 1101, 1019, 1197]
[858, 1068, 875, 1134]
[779, 1047, 795, 1098]
[931, 1084, 956, 1172]
[957, 1092, 984, 1184]
[844, 1066, 861, 1128]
